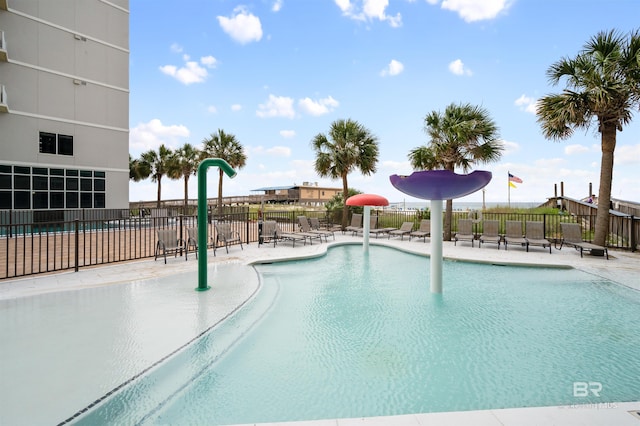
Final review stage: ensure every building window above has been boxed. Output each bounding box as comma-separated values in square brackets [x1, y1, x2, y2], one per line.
[58, 135, 73, 156]
[0, 165, 107, 209]
[39, 132, 57, 154]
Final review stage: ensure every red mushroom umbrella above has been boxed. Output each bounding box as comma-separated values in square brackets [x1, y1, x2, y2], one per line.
[346, 194, 389, 252]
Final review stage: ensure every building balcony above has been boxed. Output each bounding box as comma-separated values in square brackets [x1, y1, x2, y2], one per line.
[0, 85, 8, 113]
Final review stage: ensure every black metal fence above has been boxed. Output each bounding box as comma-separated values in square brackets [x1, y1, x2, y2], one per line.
[0, 208, 636, 279]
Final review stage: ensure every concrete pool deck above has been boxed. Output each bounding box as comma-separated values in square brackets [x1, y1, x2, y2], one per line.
[1, 232, 639, 425]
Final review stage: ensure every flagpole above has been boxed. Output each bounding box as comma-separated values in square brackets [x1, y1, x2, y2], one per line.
[508, 171, 510, 208]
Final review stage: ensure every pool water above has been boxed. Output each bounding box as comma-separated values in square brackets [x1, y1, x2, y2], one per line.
[78, 245, 640, 425]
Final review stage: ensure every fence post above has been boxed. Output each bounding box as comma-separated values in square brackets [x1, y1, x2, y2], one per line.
[631, 215, 636, 252]
[74, 219, 79, 272]
[245, 211, 250, 245]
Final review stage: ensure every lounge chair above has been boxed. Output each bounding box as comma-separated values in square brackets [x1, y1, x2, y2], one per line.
[478, 220, 501, 249]
[309, 217, 337, 239]
[260, 220, 283, 247]
[345, 213, 362, 235]
[185, 227, 215, 258]
[214, 222, 243, 254]
[410, 219, 431, 242]
[154, 229, 186, 263]
[559, 222, 609, 259]
[297, 216, 332, 242]
[274, 222, 307, 247]
[504, 220, 527, 251]
[525, 221, 552, 253]
[454, 219, 475, 247]
[388, 221, 414, 240]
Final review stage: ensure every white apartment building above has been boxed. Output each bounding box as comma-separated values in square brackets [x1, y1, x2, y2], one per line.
[0, 0, 129, 210]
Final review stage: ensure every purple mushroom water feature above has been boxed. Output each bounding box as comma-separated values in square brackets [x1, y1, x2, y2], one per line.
[389, 170, 492, 293]
[346, 194, 389, 253]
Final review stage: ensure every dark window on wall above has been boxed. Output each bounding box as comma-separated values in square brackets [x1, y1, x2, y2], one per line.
[94, 193, 105, 208]
[50, 177, 64, 190]
[50, 192, 64, 208]
[33, 176, 48, 190]
[66, 192, 78, 208]
[80, 178, 92, 191]
[33, 192, 48, 209]
[94, 179, 105, 191]
[39, 132, 57, 154]
[14, 175, 30, 189]
[14, 192, 30, 209]
[80, 192, 92, 208]
[0, 192, 11, 209]
[58, 135, 73, 156]
[0, 174, 10, 189]
[66, 178, 78, 190]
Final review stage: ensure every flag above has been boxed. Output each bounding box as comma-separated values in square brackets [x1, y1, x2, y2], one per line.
[509, 181, 517, 188]
[509, 173, 523, 184]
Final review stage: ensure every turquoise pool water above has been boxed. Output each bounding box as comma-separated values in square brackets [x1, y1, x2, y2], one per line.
[77, 245, 640, 425]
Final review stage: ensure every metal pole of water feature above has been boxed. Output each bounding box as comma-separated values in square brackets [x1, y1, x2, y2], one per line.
[363, 206, 371, 252]
[196, 158, 237, 292]
[430, 200, 443, 293]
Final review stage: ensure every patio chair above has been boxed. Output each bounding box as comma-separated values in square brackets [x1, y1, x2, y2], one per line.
[274, 222, 307, 247]
[345, 213, 362, 235]
[388, 221, 414, 240]
[154, 229, 186, 264]
[309, 217, 337, 239]
[558, 222, 609, 259]
[504, 220, 527, 251]
[525, 221, 552, 254]
[260, 220, 282, 247]
[478, 220, 501, 249]
[297, 216, 331, 242]
[410, 219, 431, 242]
[214, 222, 243, 254]
[186, 227, 216, 258]
[454, 219, 475, 247]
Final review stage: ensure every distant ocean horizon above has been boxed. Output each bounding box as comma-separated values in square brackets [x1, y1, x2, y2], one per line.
[387, 201, 544, 211]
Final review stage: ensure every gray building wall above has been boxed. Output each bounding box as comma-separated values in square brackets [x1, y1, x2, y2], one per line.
[0, 0, 129, 209]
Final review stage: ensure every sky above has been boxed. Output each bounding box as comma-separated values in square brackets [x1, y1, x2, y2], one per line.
[128, 0, 640, 206]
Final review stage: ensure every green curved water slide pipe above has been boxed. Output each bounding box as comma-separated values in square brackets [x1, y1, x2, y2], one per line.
[196, 158, 237, 291]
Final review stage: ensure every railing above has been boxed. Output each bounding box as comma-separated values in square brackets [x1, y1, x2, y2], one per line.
[0, 209, 636, 279]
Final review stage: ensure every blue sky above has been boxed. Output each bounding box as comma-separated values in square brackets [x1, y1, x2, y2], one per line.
[128, 0, 640, 205]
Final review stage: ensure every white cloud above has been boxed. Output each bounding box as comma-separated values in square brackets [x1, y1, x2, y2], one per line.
[616, 144, 640, 165]
[257, 94, 296, 118]
[564, 144, 591, 155]
[231, 104, 243, 111]
[380, 59, 404, 77]
[200, 55, 218, 68]
[335, 0, 402, 27]
[170, 43, 183, 53]
[439, 0, 512, 22]
[159, 54, 217, 85]
[448, 59, 472, 76]
[272, 0, 283, 12]
[514, 94, 538, 114]
[129, 119, 190, 153]
[298, 96, 340, 116]
[207, 105, 217, 114]
[280, 130, 296, 138]
[217, 6, 263, 44]
[500, 139, 520, 156]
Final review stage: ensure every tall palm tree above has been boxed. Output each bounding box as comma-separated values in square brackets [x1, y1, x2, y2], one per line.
[167, 143, 201, 211]
[408, 103, 502, 240]
[311, 118, 379, 228]
[140, 144, 173, 208]
[202, 129, 247, 215]
[537, 29, 640, 247]
[129, 154, 150, 182]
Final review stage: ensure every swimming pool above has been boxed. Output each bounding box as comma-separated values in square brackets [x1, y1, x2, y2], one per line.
[67, 244, 640, 425]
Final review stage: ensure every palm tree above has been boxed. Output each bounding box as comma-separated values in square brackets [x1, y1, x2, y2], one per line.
[167, 143, 201, 211]
[140, 144, 173, 208]
[537, 29, 640, 247]
[202, 129, 247, 215]
[311, 119, 379, 228]
[408, 103, 502, 240]
[129, 154, 150, 182]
